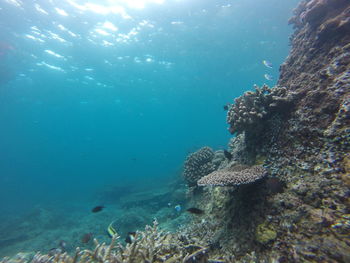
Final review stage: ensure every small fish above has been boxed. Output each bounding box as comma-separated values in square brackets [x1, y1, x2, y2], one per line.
[125, 232, 136, 244]
[167, 202, 172, 207]
[264, 74, 274, 81]
[81, 233, 93, 244]
[58, 240, 67, 251]
[186, 207, 204, 215]
[223, 104, 230, 111]
[262, 60, 273, 68]
[174, 204, 182, 212]
[224, 150, 232, 160]
[107, 221, 117, 237]
[92, 205, 105, 213]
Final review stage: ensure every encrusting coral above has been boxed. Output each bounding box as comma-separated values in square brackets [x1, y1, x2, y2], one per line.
[197, 165, 266, 187]
[182, 147, 216, 186]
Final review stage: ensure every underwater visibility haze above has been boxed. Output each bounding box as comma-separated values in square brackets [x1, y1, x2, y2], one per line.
[4, 0, 349, 261]
[0, 0, 297, 213]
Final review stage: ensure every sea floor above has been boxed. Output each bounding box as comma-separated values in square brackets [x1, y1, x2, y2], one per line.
[0, 181, 190, 258]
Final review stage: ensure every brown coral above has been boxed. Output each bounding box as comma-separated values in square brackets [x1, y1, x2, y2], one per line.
[226, 85, 294, 135]
[197, 165, 266, 186]
[182, 146, 216, 186]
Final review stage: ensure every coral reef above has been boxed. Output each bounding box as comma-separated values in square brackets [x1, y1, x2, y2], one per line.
[197, 165, 266, 186]
[182, 147, 216, 186]
[1, 1, 349, 262]
[226, 85, 295, 135]
[1, 221, 218, 263]
[181, 0, 350, 262]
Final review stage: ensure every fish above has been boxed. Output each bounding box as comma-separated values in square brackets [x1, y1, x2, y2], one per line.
[58, 240, 67, 251]
[223, 104, 230, 111]
[224, 150, 232, 160]
[175, 204, 182, 212]
[125, 232, 136, 244]
[81, 233, 93, 244]
[264, 74, 274, 81]
[91, 205, 105, 213]
[186, 207, 204, 215]
[107, 220, 117, 237]
[262, 60, 273, 68]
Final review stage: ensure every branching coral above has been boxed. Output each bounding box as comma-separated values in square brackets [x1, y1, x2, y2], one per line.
[197, 165, 266, 186]
[226, 85, 294, 135]
[1, 221, 214, 263]
[182, 147, 216, 186]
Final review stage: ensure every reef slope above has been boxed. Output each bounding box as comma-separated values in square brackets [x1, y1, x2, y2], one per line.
[186, 0, 350, 262]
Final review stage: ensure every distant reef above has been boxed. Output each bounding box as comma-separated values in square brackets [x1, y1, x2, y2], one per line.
[2, 0, 350, 262]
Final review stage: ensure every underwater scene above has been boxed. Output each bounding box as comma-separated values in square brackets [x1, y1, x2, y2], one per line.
[0, 0, 349, 262]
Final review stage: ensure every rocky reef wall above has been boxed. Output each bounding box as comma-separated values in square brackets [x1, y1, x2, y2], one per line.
[186, 0, 350, 262]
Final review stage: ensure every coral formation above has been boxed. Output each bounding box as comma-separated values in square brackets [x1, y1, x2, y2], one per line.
[182, 147, 216, 186]
[197, 165, 266, 186]
[1, 1, 350, 262]
[1, 221, 215, 263]
[181, 0, 350, 262]
[226, 85, 295, 135]
[255, 222, 277, 245]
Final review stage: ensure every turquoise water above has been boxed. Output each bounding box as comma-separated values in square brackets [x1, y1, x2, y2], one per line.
[0, 0, 298, 255]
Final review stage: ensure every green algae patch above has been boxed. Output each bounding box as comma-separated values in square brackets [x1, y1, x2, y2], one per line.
[255, 222, 277, 245]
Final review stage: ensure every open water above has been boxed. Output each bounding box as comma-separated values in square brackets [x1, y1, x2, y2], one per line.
[0, 0, 299, 256]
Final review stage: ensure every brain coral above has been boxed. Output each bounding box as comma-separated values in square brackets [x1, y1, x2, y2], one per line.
[183, 146, 216, 186]
[197, 165, 266, 186]
[226, 85, 294, 135]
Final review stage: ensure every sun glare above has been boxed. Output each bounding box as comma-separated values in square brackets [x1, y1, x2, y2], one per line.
[107, 0, 165, 9]
[65, 0, 165, 17]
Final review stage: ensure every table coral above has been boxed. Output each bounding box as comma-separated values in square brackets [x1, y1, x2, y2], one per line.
[197, 165, 266, 187]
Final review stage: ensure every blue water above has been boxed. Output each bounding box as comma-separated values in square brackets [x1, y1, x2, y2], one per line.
[0, 0, 298, 225]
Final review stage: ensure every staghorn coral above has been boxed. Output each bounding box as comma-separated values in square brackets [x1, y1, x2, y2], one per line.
[1, 221, 215, 263]
[197, 165, 266, 187]
[226, 85, 295, 135]
[182, 147, 216, 186]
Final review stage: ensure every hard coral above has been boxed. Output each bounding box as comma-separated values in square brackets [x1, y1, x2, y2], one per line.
[226, 85, 294, 135]
[1, 221, 212, 263]
[197, 165, 266, 186]
[183, 147, 216, 186]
